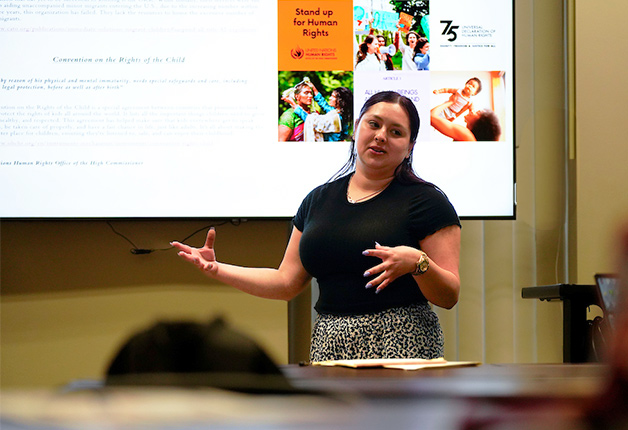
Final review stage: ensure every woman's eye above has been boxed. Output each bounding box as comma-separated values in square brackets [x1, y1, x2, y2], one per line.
[368, 120, 379, 128]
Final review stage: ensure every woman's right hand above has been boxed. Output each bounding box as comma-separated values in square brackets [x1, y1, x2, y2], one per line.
[171, 228, 218, 274]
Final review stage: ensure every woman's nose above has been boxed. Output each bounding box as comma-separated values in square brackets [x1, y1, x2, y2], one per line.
[374, 129, 386, 143]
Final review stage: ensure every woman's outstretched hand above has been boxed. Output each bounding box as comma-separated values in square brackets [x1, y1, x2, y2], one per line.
[171, 227, 218, 274]
[362, 243, 419, 293]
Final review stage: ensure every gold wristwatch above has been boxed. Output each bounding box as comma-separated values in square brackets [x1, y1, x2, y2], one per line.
[413, 251, 429, 275]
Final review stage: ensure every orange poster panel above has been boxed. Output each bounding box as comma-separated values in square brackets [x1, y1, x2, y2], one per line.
[398, 12, 413, 33]
[278, 0, 353, 71]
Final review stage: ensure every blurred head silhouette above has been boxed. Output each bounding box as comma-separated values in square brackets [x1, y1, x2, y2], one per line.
[105, 316, 291, 392]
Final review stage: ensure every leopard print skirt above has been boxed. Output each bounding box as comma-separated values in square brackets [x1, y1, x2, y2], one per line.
[309, 303, 444, 362]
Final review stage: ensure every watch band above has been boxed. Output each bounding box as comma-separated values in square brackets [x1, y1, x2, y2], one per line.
[413, 251, 429, 276]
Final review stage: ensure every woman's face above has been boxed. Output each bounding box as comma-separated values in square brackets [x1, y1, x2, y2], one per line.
[295, 87, 313, 109]
[355, 102, 414, 177]
[367, 38, 379, 54]
[407, 33, 418, 47]
[419, 42, 430, 55]
[328, 91, 338, 108]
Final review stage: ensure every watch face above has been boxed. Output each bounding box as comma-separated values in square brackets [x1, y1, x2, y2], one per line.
[419, 259, 429, 273]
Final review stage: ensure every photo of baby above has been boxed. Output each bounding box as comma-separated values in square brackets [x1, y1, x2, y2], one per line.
[433, 77, 482, 121]
[430, 72, 507, 142]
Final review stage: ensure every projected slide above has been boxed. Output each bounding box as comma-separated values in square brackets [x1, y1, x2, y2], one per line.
[0, 0, 514, 219]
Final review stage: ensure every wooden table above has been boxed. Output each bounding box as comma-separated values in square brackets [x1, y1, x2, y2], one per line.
[0, 363, 611, 430]
[283, 362, 608, 399]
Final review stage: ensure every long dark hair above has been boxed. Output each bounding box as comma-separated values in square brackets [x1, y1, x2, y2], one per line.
[356, 35, 376, 65]
[406, 31, 420, 45]
[332, 86, 353, 130]
[330, 91, 424, 184]
[415, 37, 429, 55]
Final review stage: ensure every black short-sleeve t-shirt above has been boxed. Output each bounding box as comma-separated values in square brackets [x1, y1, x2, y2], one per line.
[293, 175, 460, 315]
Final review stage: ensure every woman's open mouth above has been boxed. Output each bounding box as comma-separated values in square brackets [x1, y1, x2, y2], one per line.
[369, 146, 386, 154]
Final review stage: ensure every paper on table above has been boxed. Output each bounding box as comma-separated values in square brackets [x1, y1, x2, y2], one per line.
[312, 358, 481, 370]
[383, 361, 481, 370]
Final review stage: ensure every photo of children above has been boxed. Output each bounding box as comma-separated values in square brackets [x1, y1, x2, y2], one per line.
[353, 0, 429, 72]
[278, 71, 353, 142]
[430, 71, 506, 142]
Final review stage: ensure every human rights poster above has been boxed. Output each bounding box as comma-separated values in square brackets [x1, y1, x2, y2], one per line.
[276, 0, 514, 218]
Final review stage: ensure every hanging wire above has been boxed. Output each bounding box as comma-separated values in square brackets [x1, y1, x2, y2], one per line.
[106, 221, 140, 250]
[106, 220, 235, 254]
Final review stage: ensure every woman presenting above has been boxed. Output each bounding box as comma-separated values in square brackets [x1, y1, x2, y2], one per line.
[172, 91, 461, 362]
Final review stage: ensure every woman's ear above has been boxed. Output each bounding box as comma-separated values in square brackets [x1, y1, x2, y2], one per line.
[353, 119, 360, 139]
[406, 142, 415, 158]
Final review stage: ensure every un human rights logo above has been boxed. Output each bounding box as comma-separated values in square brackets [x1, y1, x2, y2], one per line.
[290, 46, 304, 59]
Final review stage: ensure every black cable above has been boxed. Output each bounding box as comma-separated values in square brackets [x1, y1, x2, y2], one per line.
[106, 220, 238, 255]
[106, 221, 140, 250]
[177, 221, 229, 244]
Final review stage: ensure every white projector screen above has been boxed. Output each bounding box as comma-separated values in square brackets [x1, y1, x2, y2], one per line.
[0, 0, 514, 219]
